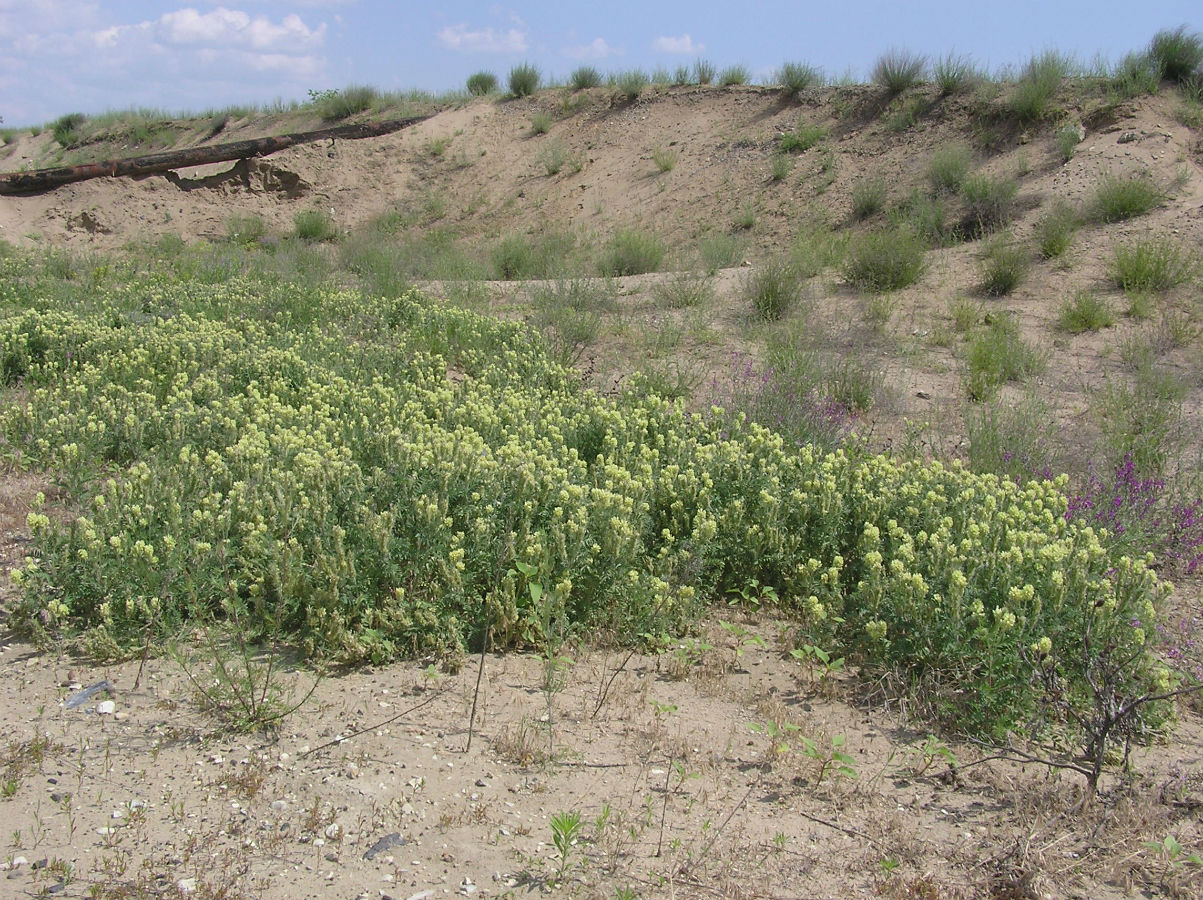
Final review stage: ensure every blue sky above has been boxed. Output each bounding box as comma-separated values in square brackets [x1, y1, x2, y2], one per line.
[0, 1, 1198, 127]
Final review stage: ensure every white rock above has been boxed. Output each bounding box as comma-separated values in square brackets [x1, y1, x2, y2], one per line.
[96, 700, 116, 715]
[325, 823, 342, 840]
[11, 856, 28, 869]
[177, 878, 197, 894]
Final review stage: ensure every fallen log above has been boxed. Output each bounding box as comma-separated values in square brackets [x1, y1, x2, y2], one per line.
[0, 117, 429, 195]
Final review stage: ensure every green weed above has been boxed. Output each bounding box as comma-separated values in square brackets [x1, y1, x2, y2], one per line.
[964, 314, 1046, 400]
[1035, 201, 1080, 258]
[851, 178, 888, 220]
[466, 71, 497, 96]
[1108, 237, 1195, 293]
[508, 63, 540, 97]
[842, 227, 926, 292]
[293, 209, 338, 243]
[927, 144, 972, 194]
[779, 62, 823, 98]
[598, 229, 665, 276]
[978, 236, 1030, 296]
[1089, 172, 1163, 223]
[745, 259, 803, 321]
[1057, 291, 1115, 333]
[570, 66, 602, 90]
[873, 49, 926, 98]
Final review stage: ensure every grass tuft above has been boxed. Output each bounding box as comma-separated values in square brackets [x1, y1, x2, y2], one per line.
[964, 314, 1046, 401]
[1108, 237, 1196, 294]
[842, 227, 926, 293]
[1008, 50, 1073, 122]
[466, 71, 497, 96]
[780, 120, 828, 153]
[961, 173, 1018, 236]
[872, 49, 926, 98]
[312, 85, 378, 121]
[778, 62, 822, 98]
[927, 144, 972, 194]
[718, 64, 751, 86]
[1035, 201, 1080, 258]
[851, 177, 887, 220]
[614, 69, 649, 101]
[978, 236, 1030, 296]
[933, 54, 979, 96]
[598, 229, 665, 276]
[744, 259, 804, 321]
[1088, 172, 1163, 223]
[1149, 25, 1203, 83]
[693, 59, 716, 85]
[508, 63, 540, 98]
[569, 66, 602, 90]
[293, 209, 339, 243]
[1057, 291, 1115, 333]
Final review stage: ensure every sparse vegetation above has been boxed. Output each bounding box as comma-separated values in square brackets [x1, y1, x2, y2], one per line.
[614, 69, 649, 101]
[310, 85, 378, 121]
[50, 112, 87, 147]
[964, 314, 1047, 400]
[530, 111, 552, 135]
[651, 146, 677, 172]
[1009, 50, 1073, 122]
[692, 58, 716, 85]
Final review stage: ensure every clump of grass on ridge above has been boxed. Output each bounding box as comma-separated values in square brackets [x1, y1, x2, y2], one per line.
[872, 49, 926, 98]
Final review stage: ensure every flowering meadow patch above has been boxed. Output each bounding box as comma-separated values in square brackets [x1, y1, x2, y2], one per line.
[0, 262, 1182, 740]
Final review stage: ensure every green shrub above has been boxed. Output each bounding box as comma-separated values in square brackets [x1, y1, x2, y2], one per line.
[780, 121, 828, 153]
[614, 69, 649, 101]
[1098, 371, 1187, 475]
[293, 209, 339, 243]
[842, 227, 926, 292]
[570, 66, 602, 90]
[744, 259, 803, 320]
[964, 314, 1046, 400]
[961, 173, 1018, 236]
[778, 62, 822, 98]
[311, 85, 378, 121]
[1149, 25, 1203, 83]
[692, 59, 716, 85]
[1057, 291, 1115, 333]
[933, 53, 979, 96]
[927, 144, 972, 194]
[1088, 172, 1163, 223]
[508, 63, 540, 97]
[851, 177, 887, 220]
[1108, 237, 1195, 293]
[530, 111, 552, 134]
[51, 112, 87, 147]
[491, 235, 538, 280]
[886, 95, 929, 132]
[718, 64, 751, 86]
[598, 229, 665, 276]
[1035, 201, 1080, 258]
[978, 236, 1030, 296]
[872, 49, 926, 97]
[769, 153, 792, 182]
[466, 71, 498, 96]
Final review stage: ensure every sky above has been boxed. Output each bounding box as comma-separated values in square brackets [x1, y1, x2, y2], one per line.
[0, 1, 1199, 127]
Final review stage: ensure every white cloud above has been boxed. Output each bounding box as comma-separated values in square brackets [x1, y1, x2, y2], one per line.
[436, 23, 527, 53]
[563, 37, 620, 61]
[154, 7, 324, 51]
[652, 34, 704, 54]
